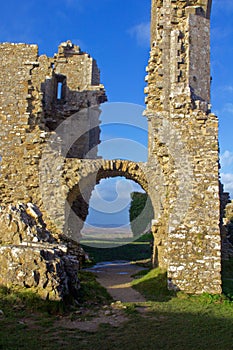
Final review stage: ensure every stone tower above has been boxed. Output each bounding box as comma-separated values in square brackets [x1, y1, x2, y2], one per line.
[145, 0, 222, 293]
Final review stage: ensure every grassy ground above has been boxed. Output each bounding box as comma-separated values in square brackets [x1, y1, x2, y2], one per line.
[1, 266, 233, 350]
[1, 234, 233, 350]
[81, 232, 153, 264]
[0, 273, 113, 350]
[221, 259, 233, 300]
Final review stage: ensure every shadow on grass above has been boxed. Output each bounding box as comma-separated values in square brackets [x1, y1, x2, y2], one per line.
[131, 268, 176, 302]
[222, 259, 233, 300]
[132, 259, 233, 304]
[2, 270, 233, 350]
[0, 272, 112, 316]
[1, 306, 233, 350]
[82, 308, 233, 350]
[0, 285, 65, 316]
[78, 271, 113, 305]
[82, 242, 151, 264]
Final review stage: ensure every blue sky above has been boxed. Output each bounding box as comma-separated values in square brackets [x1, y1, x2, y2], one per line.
[211, 1, 233, 197]
[1, 0, 233, 228]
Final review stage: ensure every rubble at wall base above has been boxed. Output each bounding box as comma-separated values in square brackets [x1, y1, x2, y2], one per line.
[0, 203, 82, 301]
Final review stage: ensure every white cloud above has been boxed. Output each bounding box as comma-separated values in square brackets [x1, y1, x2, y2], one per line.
[220, 150, 233, 168]
[129, 22, 150, 47]
[220, 173, 233, 197]
[223, 103, 233, 115]
[88, 177, 145, 214]
[211, 96, 233, 119]
[219, 152, 233, 197]
[214, 85, 233, 94]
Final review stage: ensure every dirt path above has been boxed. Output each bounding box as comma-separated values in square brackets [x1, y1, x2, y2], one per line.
[86, 261, 146, 303]
[55, 261, 147, 332]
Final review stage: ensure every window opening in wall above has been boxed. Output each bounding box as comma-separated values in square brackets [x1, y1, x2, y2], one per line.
[57, 82, 63, 100]
[55, 74, 66, 102]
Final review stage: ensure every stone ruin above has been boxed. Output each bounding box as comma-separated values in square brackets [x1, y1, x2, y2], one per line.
[0, 0, 232, 299]
[0, 40, 106, 300]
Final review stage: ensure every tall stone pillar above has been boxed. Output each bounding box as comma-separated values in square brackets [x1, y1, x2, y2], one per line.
[145, 0, 222, 294]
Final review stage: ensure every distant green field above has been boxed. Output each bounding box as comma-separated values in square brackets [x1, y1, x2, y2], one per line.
[81, 232, 153, 263]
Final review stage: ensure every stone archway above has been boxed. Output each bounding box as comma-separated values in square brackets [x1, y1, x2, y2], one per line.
[63, 159, 153, 242]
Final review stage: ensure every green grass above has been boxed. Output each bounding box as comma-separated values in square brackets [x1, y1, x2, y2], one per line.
[81, 232, 153, 264]
[1, 276, 233, 350]
[1, 244, 233, 349]
[0, 285, 65, 315]
[77, 271, 113, 305]
[131, 267, 176, 301]
[0, 272, 112, 350]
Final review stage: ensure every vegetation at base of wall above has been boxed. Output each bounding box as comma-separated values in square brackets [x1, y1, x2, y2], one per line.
[131, 267, 176, 302]
[77, 271, 113, 305]
[131, 266, 233, 305]
[1, 242, 233, 350]
[129, 192, 154, 237]
[222, 258, 233, 300]
[0, 272, 112, 316]
[0, 285, 65, 316]
[1, 264, 233, 350]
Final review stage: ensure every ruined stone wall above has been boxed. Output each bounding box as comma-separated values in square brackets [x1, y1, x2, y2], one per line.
[0, 41, 106, 299]
[0, 0, 224, 296]
[0, 203, 81, 301]
[145, 0, 221, 294]
[39, 158, 151, 242]
[0, 43, 39, 204]
[0, 40, 106, 220]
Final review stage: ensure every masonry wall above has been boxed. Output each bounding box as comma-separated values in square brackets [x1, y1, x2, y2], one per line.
[0, 41, 106, 238]
[0, 44, 38, 204]
[0, 41, 106, 299]
[145, 0, 222, 294]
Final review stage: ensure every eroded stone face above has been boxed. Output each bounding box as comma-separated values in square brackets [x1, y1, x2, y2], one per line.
[0, 203, 82, 300]
[0, 244, 81, 301]
[0, 40, 106, 209]
[0, 41, 106, 300]
[145, 0, 222, 294]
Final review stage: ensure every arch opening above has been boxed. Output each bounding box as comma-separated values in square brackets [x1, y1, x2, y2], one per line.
[81, 176, 152, 239]
[65, 165, 155, 258]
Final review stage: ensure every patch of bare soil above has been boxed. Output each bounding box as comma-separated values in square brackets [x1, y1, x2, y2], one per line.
[55, 261, 149, 332]
[55, 303, 129, 332]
